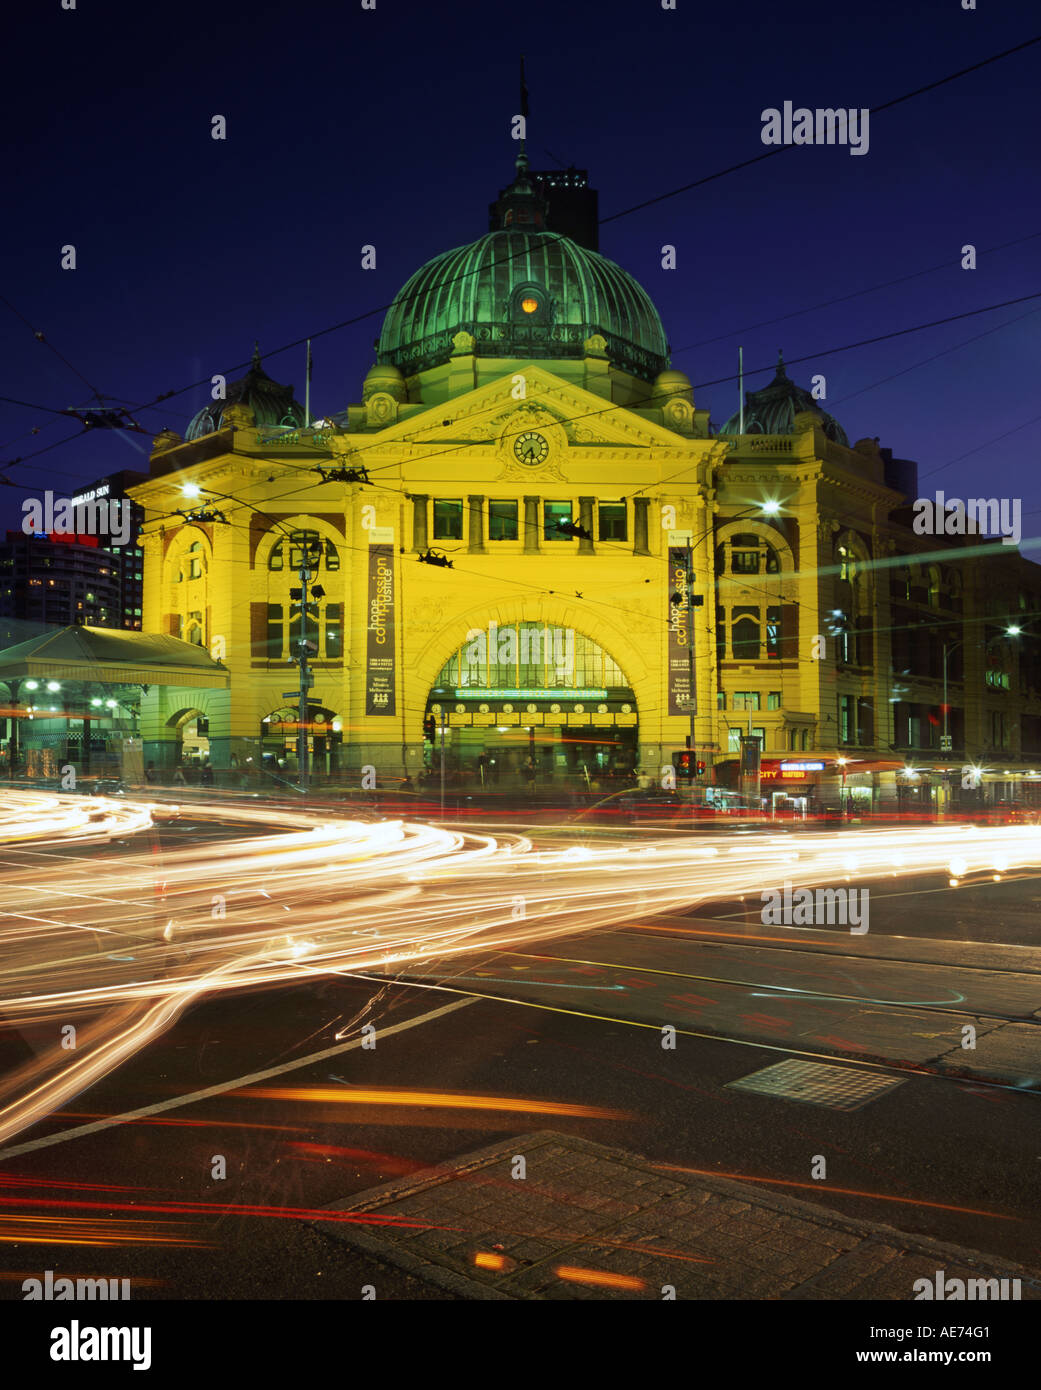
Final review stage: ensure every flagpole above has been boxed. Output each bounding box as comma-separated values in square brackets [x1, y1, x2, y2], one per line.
[738, 345, 744, 433]
[305, 339, 312, 428]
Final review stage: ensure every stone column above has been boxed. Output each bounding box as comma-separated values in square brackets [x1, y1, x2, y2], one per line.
[467, 495, 486, 553]
[524, 496, 541, 553]
[578, 497, 595, 554]
[411, 494, 428, 552]
[633, 497, 650, 555]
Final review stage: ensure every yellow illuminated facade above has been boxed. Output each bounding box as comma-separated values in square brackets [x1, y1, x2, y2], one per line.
[130, 159, 1041, 809]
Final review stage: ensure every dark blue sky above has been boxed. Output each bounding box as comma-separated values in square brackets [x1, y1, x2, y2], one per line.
[2, 0, 1039, 535]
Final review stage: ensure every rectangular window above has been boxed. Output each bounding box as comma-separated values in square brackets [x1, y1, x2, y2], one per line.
[432, 499, 464, 541]
[598, 502, 627, 542]
[717, 690, 726, 710]
[325, 603, 342, 659]
[728, 727, 742, 753]
[766, 606, 781, 659]
[266, 603, 283, 658]
[488, 500, 519, 541]
[544, 501, 573, 541]
[734, 691, 761, 711]
[767, 691, 781, 710]
[288, 602, 318, 658]
[732, 550, 760, 574]
[839, 694, 854, 745]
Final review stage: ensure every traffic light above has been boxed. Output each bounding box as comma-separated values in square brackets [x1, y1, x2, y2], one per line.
[673, 750, 694, 779]
[423, 714, 436, 742]
[696, 759, 706, 777]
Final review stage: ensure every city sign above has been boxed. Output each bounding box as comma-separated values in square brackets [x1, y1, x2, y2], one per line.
[779, 761, 826, 772]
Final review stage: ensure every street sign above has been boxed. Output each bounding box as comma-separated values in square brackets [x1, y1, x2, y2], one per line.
[282, 690, 317, 700]
[940, 735, 952, 752]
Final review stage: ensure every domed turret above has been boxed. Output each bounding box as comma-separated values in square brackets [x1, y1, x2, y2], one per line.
[721, 353, 848, 446]
[377, 160, 669, 383]
[653, 368, 693, 401]
[362, 362, 407, 402]
[185, 345, 305, 440]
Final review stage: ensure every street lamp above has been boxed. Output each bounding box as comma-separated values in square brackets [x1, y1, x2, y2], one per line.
[942, 623, 1022, 751]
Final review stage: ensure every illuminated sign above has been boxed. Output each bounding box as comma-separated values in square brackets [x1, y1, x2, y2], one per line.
[779, 761, 826, 773]
[69, 485, 110, 506]
[453, 688, 607, 701]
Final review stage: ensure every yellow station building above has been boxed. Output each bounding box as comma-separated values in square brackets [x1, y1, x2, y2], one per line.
[129, 156, 1041, 810]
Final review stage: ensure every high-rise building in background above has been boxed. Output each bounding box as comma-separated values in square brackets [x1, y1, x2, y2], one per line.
[0, 470, 146, 647]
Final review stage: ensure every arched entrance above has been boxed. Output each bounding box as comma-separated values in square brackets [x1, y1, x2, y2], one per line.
[425, 622, 638, 788]
[166, 707, 210, 769]
[261, 704, 343, 781]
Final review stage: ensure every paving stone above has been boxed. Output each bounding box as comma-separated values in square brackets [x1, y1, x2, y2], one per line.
[312, 1129, 1041, 1300]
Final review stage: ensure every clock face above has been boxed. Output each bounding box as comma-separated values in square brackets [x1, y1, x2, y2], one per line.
[513, 430, 549, 466]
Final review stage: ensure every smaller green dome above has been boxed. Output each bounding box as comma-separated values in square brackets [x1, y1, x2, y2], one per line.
[721, 354, 848, 445]
[186, 346, 305, 440]
[654, 368, 693, 398]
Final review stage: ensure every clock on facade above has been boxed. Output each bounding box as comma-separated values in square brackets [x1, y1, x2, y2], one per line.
[513, 430, 549, 466]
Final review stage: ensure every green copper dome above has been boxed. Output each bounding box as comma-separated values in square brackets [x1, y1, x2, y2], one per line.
[377, 229, 670, 382]
[721, 354, 849, 446]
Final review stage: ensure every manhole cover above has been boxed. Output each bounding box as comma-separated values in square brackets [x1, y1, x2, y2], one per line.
[727, 1059, 906, 1111]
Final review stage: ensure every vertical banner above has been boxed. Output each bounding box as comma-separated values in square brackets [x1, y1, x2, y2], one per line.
[667, 545, 695, 716]
[365, 542, 396, 715]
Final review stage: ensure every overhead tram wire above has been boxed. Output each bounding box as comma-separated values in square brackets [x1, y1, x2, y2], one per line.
[2, 32, 1027, 458]
[6, 278, 1041, 615]
[3, 37, 1039, 511]
[676, 228, 1041, 354]
[599, 33, 1041, 224]
[150, 478, 1039, 691]
[88, 282, 1040, 517]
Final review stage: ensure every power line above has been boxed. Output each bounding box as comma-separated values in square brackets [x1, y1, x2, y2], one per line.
[5, 32, 1032, 474]
[601, 34, 1041, 223]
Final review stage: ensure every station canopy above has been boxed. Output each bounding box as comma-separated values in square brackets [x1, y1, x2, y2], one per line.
[0, 626, 230, 688]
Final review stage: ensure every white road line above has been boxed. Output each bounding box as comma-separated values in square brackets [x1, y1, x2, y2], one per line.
[0, 996, 475, 1162]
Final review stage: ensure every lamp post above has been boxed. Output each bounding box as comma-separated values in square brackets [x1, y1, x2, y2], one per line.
[942, 624, 1021, 750]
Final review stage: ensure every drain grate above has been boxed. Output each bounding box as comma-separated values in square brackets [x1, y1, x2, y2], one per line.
[727, 1059, 906, 1111]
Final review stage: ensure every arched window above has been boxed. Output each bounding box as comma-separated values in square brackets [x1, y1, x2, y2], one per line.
[188, 542, 203, 580]
[269, 531, 340, 573]
[435, 624, 628, 692]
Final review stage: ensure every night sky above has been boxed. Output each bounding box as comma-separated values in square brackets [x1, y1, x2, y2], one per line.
[2, 0, 1039, 538]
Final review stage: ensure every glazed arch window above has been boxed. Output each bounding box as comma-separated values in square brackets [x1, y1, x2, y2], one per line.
[268, 531, 339, 573]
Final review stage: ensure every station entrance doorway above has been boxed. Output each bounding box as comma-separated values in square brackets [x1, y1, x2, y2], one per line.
[425, 622, 639, 789]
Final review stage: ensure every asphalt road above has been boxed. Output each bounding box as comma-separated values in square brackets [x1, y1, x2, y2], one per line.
[1, 812, 1040, 1300]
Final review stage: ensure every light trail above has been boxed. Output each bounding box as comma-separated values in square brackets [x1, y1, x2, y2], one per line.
[2, 792, 1041, 1147]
